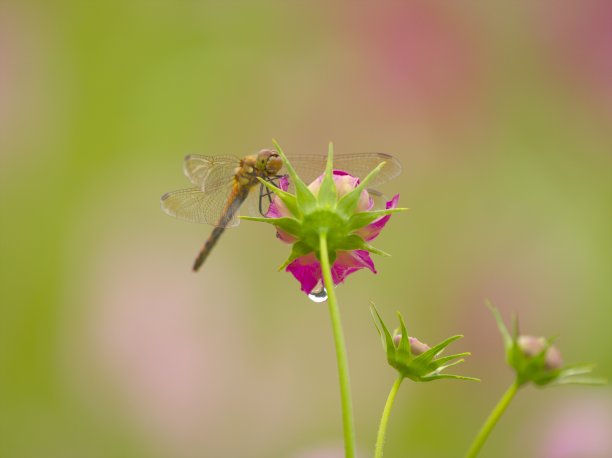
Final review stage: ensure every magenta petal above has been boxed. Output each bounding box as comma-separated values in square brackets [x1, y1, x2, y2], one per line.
[286, 250, 377, 294]
[286, 253, 322, 294]
[265, 175, 291, 218]
[355, 194, 400, 241]
[331, 250, 377, 285]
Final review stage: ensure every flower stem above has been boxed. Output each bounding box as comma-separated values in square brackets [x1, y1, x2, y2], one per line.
[374, 375, 403, 458]
[465, 379, 521, 458]
[319, 231, 356, 458]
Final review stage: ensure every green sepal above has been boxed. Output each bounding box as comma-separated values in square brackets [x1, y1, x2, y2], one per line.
[362, 243, 391, 257]
[423, 374, 481, 382]
[432, 352, 472, 366]
[316, 142, 338, 208]
[487, 300, 513, 350]
[336, 161, 386, 218]
[414, 335, 464, 365]
[335, 234, 369, 251]
[551, 364, 607, 386]
[239, 215, 299, 234]
[347, 208, 408, 232]
[370, 305, 396, 364]
[551, 376, 608, 386]
[272, 139, 317, 214]
[278, 241, 313, 271]
[257, 177, 301, 218]
[397, 312, 411, 357]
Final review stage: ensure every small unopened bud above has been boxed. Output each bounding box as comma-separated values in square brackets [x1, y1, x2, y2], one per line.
[392, 333, 402, 348]
[518, 335, 563, 370]
[409, 337, 431, 355]
[393, 333, 431, 355]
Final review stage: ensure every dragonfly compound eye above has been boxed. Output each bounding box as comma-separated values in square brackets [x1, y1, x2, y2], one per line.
[265, 154, 283, 175]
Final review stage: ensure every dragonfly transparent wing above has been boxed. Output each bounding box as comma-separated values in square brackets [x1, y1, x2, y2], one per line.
[183, 154, 240, 191]
[236, 178, 285, 219]
[286, 152, 402, 188]
[160, 181, 243, 228]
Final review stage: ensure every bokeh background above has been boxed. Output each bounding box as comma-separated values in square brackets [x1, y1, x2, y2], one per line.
[1, 1, 611, 457]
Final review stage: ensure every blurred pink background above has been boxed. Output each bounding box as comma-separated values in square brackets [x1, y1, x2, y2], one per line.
[1, 1, 610, 457]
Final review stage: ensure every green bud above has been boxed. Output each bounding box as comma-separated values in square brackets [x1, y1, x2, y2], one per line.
[371, 305, 479, 383]
[488, 302, 606, 387]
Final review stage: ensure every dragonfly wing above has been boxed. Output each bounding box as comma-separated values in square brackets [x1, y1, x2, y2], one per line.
[160, 183, 242, 228]
[238, 180, 278, 218]
[183, 154, 239, 190]
[287, 152, 402, 188]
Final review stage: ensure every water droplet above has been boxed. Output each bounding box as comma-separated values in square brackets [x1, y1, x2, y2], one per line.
[308, 283, 328, 302]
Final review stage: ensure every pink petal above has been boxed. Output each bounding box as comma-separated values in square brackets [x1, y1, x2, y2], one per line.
[266, 176, 297, 243]
[331, 250, 377, 285]
[265, 176, 291, 218]
[286, 250, 377, 294]
[286, 253, 322, 294]
[355, 194, 400, 241]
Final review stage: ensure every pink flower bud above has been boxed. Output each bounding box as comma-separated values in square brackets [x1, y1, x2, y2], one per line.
[392, 334, 430, 355]
[518, 335, 563, 370]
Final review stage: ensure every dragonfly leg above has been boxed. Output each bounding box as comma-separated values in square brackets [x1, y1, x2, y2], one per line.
[258, 183, 275, 216]
[258, 175, 288, 216]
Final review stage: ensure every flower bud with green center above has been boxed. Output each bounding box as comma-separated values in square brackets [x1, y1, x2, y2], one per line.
[372, 305, 479, 383]
[517, 335, 563, 370]
[393, 334, 431, 355]
[241, 141, 407, 295]
[488, 303, 605, 387]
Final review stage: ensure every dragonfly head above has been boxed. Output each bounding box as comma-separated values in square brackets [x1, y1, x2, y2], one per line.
[256, 149, 283, 176]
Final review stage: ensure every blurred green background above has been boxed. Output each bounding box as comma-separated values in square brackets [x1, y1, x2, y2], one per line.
[1, 1, 611, 457]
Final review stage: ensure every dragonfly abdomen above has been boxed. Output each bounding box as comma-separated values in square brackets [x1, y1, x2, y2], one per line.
[192, 186, 250, 271]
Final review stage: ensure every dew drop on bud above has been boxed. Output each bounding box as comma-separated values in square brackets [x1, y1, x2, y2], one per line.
[308, 282, 328, 303]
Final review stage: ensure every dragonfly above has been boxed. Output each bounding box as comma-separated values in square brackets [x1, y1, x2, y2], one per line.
[161, 149, 402, 271]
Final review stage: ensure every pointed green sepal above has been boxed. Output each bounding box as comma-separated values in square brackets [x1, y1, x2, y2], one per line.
[370, 305, 396, 362]
[397, 312, 411, 356]
[257, 177, 301, 218]
[316, 142, 338, 208]
[347, 208, 408, 232]
[272, 139, 317, 214]
[414, 335, 464, 365]
[423, 374, 481, 382]
[278, 241, 313, 271]
[486, 301, 513, 349]
[336, 161, 386, 217]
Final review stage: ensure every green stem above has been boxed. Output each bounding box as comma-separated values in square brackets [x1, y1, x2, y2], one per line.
[374, 375, 403, 458]
[465, 380, 521, 458]
[319, 231, 356, 458]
